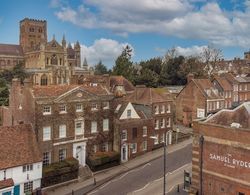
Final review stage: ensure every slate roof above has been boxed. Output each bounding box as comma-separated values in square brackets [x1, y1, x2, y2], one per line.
[0, 44, 24, 56]
[0, 124, 42, 170]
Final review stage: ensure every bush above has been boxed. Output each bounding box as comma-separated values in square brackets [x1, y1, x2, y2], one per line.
[87, 151, 120, 172]
[42, 157, 79, 187]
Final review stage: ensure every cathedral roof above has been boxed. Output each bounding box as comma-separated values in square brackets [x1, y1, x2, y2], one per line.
[0, 44, 24, 57]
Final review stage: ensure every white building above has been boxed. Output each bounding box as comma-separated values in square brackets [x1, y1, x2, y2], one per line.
[0, 124, 42, 195]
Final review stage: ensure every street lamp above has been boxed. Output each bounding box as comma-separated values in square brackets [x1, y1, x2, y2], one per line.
[150, 135, 167, 195]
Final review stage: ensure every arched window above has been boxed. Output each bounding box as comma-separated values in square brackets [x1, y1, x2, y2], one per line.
[41, 74, 48, 86]
[51, 54, 58, 65]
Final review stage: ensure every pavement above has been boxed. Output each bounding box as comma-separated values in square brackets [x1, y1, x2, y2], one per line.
[44, 137, 193, 195]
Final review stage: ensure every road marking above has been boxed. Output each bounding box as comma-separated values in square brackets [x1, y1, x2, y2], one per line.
[131, 163, 191, 194]
[88, 163, 152, 194]
[132, 182, 150, 193]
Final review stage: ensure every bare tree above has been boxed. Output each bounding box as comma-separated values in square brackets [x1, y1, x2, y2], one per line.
[201, 45, 223, 76]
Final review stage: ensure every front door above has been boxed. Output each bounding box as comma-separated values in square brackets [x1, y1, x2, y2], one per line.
[76, 146, 83, 165]
[121, 144, 128, 162]
[73, 142, 86, 167]
[14, 185, 20, 195]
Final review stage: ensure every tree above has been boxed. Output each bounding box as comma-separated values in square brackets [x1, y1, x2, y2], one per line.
[0, 63, 28, 84]
[0, 78, 9, 106]
[139, 57, 162, 75]
[180, 56, 206, 78]
[201, 45, 223, 76]
[160, 55, 186, 85]
[112, 45, 135, 82]
[134, 68, 159, 88]
[94, 61, 108, 75]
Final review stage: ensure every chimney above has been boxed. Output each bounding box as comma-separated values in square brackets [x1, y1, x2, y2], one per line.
[187, 73, 194, 83]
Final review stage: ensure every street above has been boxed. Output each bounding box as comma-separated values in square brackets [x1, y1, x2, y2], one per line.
[80, 143, 192, 195]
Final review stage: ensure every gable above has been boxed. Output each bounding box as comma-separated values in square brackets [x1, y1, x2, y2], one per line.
[54, 87, 100, 103]
[119, 102, 140, 120]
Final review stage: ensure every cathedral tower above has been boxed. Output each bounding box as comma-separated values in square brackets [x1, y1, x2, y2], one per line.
[19, 18, 47, 52]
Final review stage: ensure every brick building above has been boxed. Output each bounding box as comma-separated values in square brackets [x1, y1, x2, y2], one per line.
[113, 102, 155, 162]
[113, 86, 173, 162]
[176, 78, 224, 126]
[3, 79, 114, 167]
[191, 102, 250, 195]
[0, 124, 42, 195]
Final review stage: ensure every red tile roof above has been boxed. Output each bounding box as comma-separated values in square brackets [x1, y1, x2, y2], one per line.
[206, 102, 250, 129]
[0, 124, 42, 170]
[110, 76, 135, 92]
[0, 44, 23, 56]
[124, 86, 168, 105]
[193, 79, 223, 99]
[0, 178, 14, 189]
[32, 84, 110, 98]
[213, 76, 233, 91]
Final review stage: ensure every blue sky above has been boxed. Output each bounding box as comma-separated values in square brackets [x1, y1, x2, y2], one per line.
[0, 0, 249, 68]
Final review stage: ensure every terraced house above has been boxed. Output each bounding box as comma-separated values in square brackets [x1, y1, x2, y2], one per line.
[3, 78, 114, 168]
[113, 85, 173, 162]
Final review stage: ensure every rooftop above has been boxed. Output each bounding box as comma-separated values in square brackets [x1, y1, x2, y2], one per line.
[0, 124, 42, 170]
[0, 44, 24, 57]
[124, 86, 169, 105]
[205, 102, 250, 129]
[32, 84, 111, 98]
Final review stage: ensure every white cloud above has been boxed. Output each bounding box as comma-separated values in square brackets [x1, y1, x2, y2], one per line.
[53, 0, 250, 48]
[80, 38, 134, 68]
[175, 45, 207, 56]
[156, 45, 207, 57]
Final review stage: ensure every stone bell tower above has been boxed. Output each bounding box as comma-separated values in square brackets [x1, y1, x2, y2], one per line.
[19, 18, 47, 52]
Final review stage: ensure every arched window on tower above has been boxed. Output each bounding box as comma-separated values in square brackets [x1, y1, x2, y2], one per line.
[51, 54, 58, 65]
[41, 74, 48, 86]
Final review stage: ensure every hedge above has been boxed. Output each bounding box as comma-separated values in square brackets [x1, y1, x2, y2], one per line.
[87, 151, 120, 172]
[42, 157, 79, 187]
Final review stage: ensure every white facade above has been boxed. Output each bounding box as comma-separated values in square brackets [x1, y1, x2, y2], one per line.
[0, 162, 42, 195]
[73, 141, 87, 167]
[120, 102, 140, 120]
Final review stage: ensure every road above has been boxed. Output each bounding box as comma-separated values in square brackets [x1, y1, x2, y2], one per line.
[82, 143, 192, 195]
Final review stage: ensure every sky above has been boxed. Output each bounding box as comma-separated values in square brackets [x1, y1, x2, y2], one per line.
[0, 0, 250, 68]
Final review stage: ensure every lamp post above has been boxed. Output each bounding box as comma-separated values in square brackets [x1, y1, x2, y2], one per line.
[150, 135, 167, 194]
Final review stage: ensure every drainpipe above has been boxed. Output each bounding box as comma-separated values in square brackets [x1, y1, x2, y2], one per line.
[199, 135, 204, 195]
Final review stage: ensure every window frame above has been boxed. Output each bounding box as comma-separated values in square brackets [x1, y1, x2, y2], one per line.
[143, 126, 147, 137]
[43, 106, 51, 115]
[59, 105, 67, 114]
[103, 119, 109, 131]
[43, 126, 51, 141]
[59, 124, 66, 138]
[131, 143, 137, 153]
[91, 121, 98, 133]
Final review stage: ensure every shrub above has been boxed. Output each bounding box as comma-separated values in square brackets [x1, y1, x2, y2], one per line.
[42, 157, 79, 187]
[87, 151, 120, 171]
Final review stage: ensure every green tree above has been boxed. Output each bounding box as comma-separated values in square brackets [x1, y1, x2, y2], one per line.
[139, 57, 162, 75]
[0, 63, 28, 84]
[94, 60, 108, 75]
[160, 55, 185, 85]
[0, 78, 9, 106]
[134, 68, 159, 87]
[112, 45, 135, 82]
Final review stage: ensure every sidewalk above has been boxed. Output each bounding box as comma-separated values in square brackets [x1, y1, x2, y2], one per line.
[44, 138, 192, 195]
